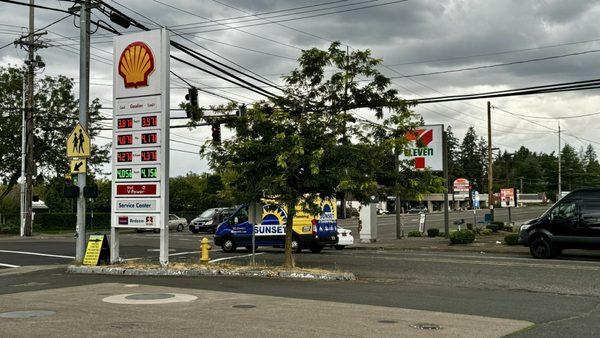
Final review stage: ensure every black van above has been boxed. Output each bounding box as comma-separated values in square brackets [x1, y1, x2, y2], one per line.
[519, 188, 600, 258]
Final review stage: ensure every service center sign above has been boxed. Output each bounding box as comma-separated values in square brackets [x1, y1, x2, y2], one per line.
[398, 125, 443, 171]
[111, 29, 169, 230]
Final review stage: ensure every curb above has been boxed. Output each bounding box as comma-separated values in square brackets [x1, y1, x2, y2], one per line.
[345, 244, 530, 255]
[67, 265, 356, 281]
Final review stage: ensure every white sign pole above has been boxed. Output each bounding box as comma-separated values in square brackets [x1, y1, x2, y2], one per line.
[111, 29, 170, 265]
[159, 28, 170, 266]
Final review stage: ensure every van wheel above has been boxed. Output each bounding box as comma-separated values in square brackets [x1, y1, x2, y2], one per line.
[309, 245, 324, 253]
[221, 237, 237, 253]
[530, 236, 558, 259]
[291, 238, 302, 253]
[176, 224, 184, 232]
[334, 245, 345, 250]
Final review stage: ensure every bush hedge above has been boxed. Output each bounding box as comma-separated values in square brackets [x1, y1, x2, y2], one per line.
[486, 223, 503, 232]
[481, 228, 493, 236]
[407, 230, 422, 237]
[427, 228, 440, 238]
[449, 229, 475, 244]
[504, 225, 514, 232]
[504, 233, 520, 245]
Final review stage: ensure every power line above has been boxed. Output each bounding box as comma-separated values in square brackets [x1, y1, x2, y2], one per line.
[388, 37, 600, 67]
[180, 0, 409, 34]
[171, 0, 355, 29]
[387, 48, 600, 79]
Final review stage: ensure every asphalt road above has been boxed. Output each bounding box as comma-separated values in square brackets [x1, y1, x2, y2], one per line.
[338, 206, 549, 239]
[3, 208, 600, 336]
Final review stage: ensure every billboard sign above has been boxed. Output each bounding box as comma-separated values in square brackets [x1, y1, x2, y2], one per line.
[500, 188, 516, 208]
[111, 29, 170, 264]
[398, 125, 443, 171]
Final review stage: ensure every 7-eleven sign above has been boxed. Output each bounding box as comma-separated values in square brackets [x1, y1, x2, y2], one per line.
[398, 125, 443, 171]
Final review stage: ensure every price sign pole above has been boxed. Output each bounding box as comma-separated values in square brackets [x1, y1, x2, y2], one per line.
[111, 29, 170, 265]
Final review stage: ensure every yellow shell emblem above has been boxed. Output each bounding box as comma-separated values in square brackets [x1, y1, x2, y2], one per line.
[118, 41, 155, 88]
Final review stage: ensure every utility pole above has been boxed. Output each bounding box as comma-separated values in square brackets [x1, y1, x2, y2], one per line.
[487, 101, 494, 221]
[20, 76, 26, 237]
[558, 122, 562, 199]
[519, 176, 524, 194]
[75, 0, 91, 262]
[15, 0, 46, 236]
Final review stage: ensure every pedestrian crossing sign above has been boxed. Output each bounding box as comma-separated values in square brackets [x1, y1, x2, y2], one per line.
[70, 158, 87, 174]
[67, 123, 90, 158]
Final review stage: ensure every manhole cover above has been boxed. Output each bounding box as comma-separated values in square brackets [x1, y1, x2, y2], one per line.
[378, 320, 398, 324]
[0, 310, 55, 318]
[103, 293, 197, 305]
[126, 293, 175, 300]
[410, 323, 442, 330]
[232, 304, 256, 309]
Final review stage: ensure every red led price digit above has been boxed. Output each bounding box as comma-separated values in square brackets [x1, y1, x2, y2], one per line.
[117, 151, 133, 162]
[117, 118, 133, 129]
[141, 116, 158, 127]
[141, 133, 158, 144]
[141, 150, 157, 162]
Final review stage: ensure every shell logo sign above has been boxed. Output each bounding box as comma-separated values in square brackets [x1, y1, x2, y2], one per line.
[118, 41, 155, 88]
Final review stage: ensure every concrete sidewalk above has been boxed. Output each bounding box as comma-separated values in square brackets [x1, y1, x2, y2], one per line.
[0, 282, 532, 337]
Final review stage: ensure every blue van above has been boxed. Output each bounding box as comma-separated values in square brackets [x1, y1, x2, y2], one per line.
[214, 199, 338, 253]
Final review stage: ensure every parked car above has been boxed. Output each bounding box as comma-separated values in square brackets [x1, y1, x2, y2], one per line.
[168, 214, 188, 232]
[519, 188, 600, 258]
[189, 207, 234, 233]
[136, 214, 187, 233]
[333, 226, 354, 250]
[408, 206, 428, 214]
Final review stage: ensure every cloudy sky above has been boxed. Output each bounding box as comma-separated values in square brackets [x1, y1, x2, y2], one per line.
[1, 0, 599, 176]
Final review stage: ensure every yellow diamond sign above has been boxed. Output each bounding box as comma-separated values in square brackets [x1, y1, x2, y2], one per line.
[67, 123, 90, 158]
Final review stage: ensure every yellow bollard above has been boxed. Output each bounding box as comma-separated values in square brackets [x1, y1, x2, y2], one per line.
[200, 237, 211, 265]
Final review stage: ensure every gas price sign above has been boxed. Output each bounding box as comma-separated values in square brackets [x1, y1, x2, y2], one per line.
[115, 130, 161, 148]
[116, 114, 162, 131]
[115, 166, 161, 182]
[111, 29, 170, 265]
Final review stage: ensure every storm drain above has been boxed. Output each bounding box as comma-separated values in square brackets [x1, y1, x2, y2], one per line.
[410, 323, 442, 330]
[102, 293, 197, 305]
[232, 304, 256, 309]
[0, 310, 55, 318]
[378, 320, 398, 324]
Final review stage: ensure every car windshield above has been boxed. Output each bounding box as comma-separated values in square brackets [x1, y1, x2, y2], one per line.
[199, 209, 217, 218]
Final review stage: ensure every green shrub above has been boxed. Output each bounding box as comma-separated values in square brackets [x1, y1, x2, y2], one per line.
[427, 228, 440, 238]
[504, 233, 519, 245]
[481, 229, 493, 236]
[466, 223, 473, 230]
[439, 232, 446, 238]
[449, 229, 475, 244]
[486, 223, 501, 232]
[407, 230, 422, 237]
[503, 225, 514, 232]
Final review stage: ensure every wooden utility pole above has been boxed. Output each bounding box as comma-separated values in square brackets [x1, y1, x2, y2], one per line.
[487, 101, 494, 221]
[558, 122, 562, 199]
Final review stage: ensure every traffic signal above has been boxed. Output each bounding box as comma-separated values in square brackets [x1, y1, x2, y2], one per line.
[185, 88, 198, 118]
[211, 123, 221, 144]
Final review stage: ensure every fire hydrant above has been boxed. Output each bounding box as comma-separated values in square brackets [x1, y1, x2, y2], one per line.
[200, 237, 211, 265]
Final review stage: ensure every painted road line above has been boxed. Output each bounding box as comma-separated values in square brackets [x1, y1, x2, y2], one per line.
[0, 250, 74, 259]
[0, 263, 20, 268]
[209, 252, 265, 263]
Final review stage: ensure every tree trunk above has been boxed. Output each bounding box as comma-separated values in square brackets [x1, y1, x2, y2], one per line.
[283, 198, 296, 268]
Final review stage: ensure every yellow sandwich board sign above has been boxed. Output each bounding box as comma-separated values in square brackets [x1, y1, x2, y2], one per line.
[83, 234, 110, 266]
[67, 123, 91, 158]
[70, 158, 86, 174]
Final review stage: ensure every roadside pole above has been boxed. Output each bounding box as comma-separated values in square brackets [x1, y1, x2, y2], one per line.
[76, 0, 90, 262]
[395, 148, 402, 239]
[487, 101, 494, 222]
[20, 77, 26, 237]
[443, 129, 449, 237]
[557, 123, 562, 199]
[23, 0, 35, 237]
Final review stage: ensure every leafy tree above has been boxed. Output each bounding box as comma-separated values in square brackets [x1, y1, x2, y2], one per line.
[0, 66, 109, 205]
[459, 127, 485, 190]
[202, 42, 436, 267]
[561, 144, 582, 191]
